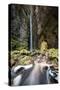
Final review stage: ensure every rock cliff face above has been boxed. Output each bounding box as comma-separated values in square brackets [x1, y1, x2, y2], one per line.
[9, 4, 58, 50]
[32, 6, 58, 49]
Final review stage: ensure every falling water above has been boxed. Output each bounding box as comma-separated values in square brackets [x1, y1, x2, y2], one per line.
[30, 6, 33, 52]
[25, 64, 40, 85]
[46, 66, 50, 84]
[13, 74, 22, 86]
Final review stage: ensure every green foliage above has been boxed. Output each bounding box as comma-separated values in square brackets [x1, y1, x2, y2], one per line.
[20, 49, 30, 55]
[10, 48, 58, 66]
[11, 50, 20, 55]
[34, 50, 41, 54]
[20, 56, 32, 65]
[30, 50, 40, 56]
[19, 41, 28, 50]
[11, 39, 20, 50]
[11, 49, 32, 65]
[48, 48, 58, 58]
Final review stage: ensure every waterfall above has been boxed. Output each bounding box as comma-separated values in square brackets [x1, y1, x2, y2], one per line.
[30, 6, 33, 52]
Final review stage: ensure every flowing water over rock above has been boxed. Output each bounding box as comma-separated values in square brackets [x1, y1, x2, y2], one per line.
[12, 55, 58, 86]
[24, 64, 40, 85]
[13, 63, 51, 85]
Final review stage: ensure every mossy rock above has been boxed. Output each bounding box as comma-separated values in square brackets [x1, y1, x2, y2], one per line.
[40, 41, 48, 54]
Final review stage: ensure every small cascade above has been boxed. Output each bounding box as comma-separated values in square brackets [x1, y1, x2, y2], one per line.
[46, 66, 50, 84]
[25, 64, 40, 85]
